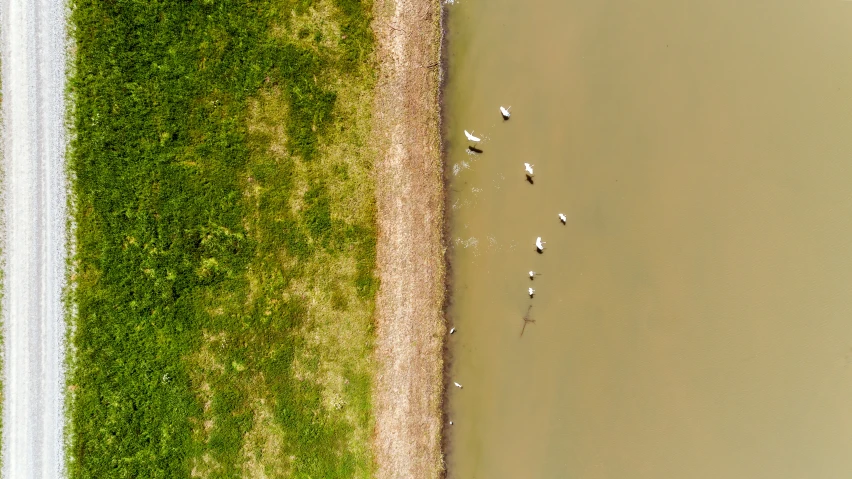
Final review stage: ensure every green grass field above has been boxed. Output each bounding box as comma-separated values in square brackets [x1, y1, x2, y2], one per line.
[68, 1, 377, 477]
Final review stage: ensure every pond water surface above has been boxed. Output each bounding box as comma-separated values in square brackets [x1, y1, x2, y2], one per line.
[444, 1, 852, 477]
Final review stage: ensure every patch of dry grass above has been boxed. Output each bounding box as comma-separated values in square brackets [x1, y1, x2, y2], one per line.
[370, 0, 446, 477]
[180, 2, 380, 475]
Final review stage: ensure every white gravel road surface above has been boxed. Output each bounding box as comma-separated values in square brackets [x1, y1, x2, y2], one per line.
[1, 0, 67, 477]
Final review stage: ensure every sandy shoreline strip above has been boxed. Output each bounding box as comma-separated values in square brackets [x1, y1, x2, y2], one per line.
[371, 0, 446, 477]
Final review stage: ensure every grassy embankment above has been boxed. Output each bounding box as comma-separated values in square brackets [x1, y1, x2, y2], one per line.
[69, 1, 378, 477]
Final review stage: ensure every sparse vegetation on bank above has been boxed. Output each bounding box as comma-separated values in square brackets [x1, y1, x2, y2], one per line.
[371, 0, 445, 477]
[68, 1, 378, 477]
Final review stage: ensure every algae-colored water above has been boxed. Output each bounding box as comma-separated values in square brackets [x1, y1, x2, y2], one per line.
[444, 1, 852, 477]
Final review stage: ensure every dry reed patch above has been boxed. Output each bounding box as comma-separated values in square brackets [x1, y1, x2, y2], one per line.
[239, 398, 289, 479]
[290, 252, 374, 434]
[183, 3, 378, 475]
[187, 328, 294, 478]
[282, 1, 343, 53]
[187, 332, 228, 478]
[246, 88, 290, 162]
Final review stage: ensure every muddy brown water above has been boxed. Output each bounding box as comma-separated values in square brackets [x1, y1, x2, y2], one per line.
[443, 0, 852, 477]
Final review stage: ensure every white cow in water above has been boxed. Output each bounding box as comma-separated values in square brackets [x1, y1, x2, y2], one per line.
[500, 106, 511, 119]
[524, 163, 534, 177]
[535, 237, 545, 252]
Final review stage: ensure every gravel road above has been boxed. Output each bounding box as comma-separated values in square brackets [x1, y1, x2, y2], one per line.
[1, 0, 67, 476]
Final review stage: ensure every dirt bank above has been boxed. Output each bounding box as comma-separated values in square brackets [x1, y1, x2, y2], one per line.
[370, 0, 445, 477]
